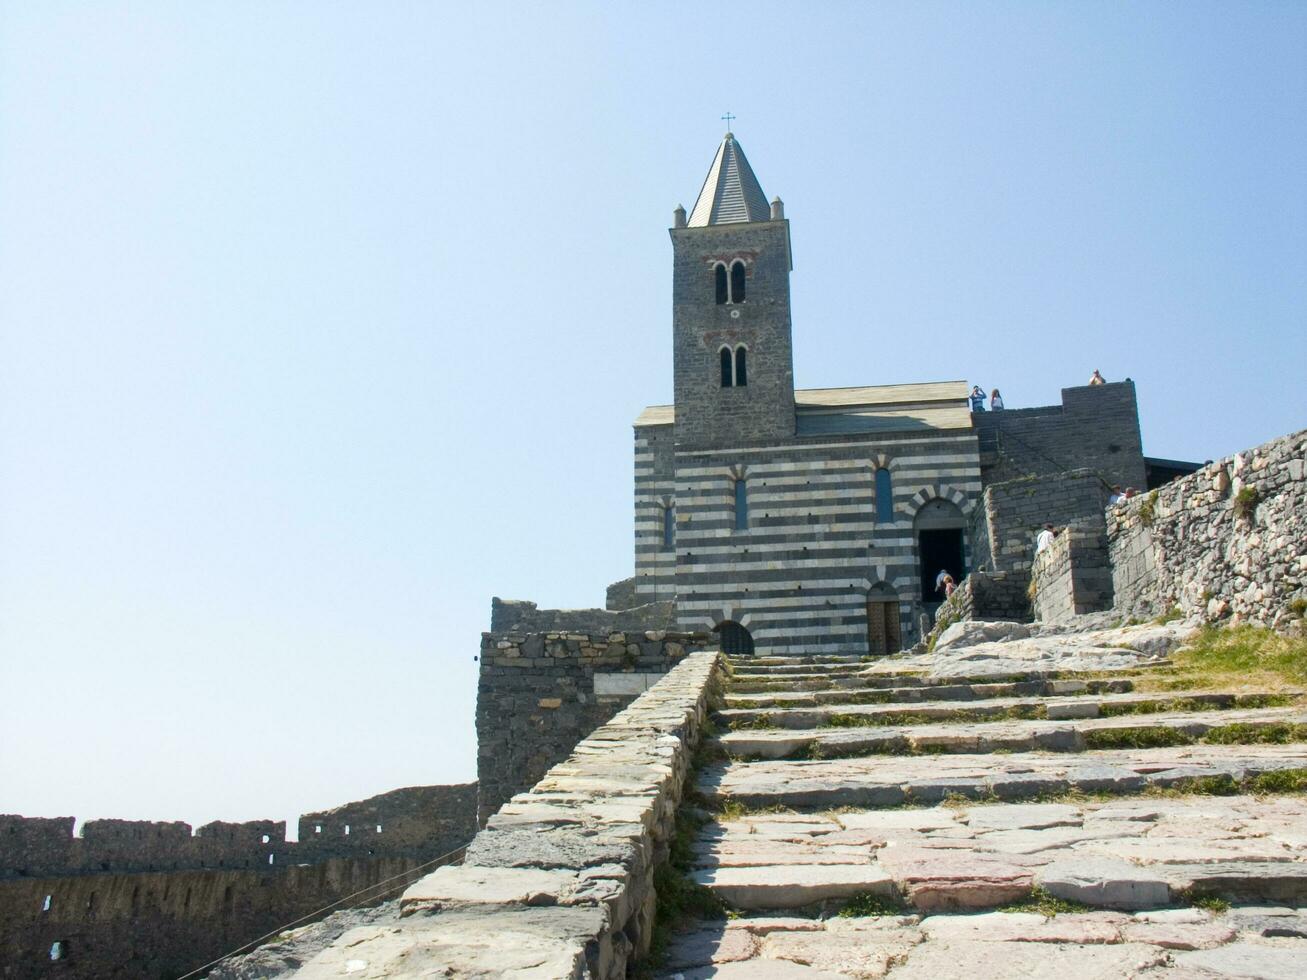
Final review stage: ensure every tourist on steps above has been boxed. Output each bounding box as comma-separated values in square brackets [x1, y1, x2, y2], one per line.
[970, 385, 986, 412]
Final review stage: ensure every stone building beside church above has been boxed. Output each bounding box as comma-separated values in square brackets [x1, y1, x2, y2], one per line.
[631, 132, 1183, 656]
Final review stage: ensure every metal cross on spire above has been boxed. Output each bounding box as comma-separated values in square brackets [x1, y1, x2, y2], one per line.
[721, 111, 736, 132]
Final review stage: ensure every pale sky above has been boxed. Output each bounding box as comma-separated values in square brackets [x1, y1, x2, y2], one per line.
[2, 2, 1304, 833]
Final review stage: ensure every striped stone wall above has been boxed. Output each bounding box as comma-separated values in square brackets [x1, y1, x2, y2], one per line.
[636, 426, 981, 655]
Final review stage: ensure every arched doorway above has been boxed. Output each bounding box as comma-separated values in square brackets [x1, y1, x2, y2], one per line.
[914, 499, 967, 607]
[714, 620, 755, 657]
[865, 582, 901, 655]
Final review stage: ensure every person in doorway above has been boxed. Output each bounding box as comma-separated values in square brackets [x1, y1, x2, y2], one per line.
[1089, 369, 1106, 385]
[990, 388, 1004, 410]
[943, 574, 956, 599]
[1035, 523, 1056, 554]
[970, 385, 986, 412]
[935, 569, 951, 596]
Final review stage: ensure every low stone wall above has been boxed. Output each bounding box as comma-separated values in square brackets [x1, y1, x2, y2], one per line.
[476, 628, 714, 823]
[925, 571, 1031, 650]
[489, 596, 677, 634]
[605, 577, 638, 611]
[1109, 429, 1307, 628]
[290, 651, 724, 979]
[1032, 527, 1114, 624]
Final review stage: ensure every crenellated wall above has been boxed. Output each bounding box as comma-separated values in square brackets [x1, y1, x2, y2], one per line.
[476, 629, 714, 823]
[488, 596, 676, 635]
[1108, 429, 1307, 627]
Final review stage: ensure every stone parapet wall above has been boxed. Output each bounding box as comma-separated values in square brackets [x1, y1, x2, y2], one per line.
[1032, 527, 1114, 624]
[291, 651, 725, 979]
[604, 577, 638, 611]
[489, 596, 676, 634]
[0, 785, 476, 881]
[980, 469, 1108, 575]
[1108, 429, 1307, 627]
[476, 629, 715, 823]
[925, 571, 1031, 650]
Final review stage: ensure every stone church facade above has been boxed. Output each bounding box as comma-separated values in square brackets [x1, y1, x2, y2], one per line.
[632, 132, 1162, 656]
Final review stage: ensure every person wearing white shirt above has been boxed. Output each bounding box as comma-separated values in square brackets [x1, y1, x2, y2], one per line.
[1035, 523, 1056, 554]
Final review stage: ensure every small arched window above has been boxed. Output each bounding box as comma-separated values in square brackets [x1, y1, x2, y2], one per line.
[875, 468, 893, 523]
[730, 260, 746, 303]
[714, 264, 728, 305]
[734, 345, 748, 386]
[662, 505, 675, 550]
[720, 347, 733, 387]
[734, 479, 749, 530]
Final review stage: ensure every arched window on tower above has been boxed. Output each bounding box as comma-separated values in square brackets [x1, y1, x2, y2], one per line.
[662, 505, 675, 550]
[714, 264, 728, 305]
[734, 345, 748, 386]
[875, 468, 894, 523]
[720, 347, 733, 387]
[730, 260, 746, 303]
[734, 478, 749, 530]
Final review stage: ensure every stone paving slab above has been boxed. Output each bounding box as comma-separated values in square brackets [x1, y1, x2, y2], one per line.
[724, 678, 1134, 708]
[717, 707, 1307, 761]
[689, 796, 1307, 914]
[716, 689, 1299, 731]
[697, 744, 1307, 809]
[660, 908, 1307, 979]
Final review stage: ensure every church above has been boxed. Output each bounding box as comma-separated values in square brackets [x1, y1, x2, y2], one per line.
[632, 132, 1166, 656]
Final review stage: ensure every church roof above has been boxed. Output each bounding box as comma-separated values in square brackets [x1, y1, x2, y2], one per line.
[687, 133, 772, 227]
[635, 381, 973, 434]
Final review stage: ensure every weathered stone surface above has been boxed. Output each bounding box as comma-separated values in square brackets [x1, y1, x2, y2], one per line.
[1119, 919, 1236, 950]
[664, 927, 760, 969]
[399, 865, 581, 914]
[965, 804, 1082, 832]
[762, 924, 919, 978]
[671, 959, 855, 980]
[1174, 940, 1307, 980]
[887, 938, 1168, 979]
[693, 864, 894, 910]
[876, 849, 1033, 911]
[1038, 858, 1172, 910]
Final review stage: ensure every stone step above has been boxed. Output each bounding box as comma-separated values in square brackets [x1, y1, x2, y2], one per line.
[687, 794, 1307, 915]
[730, 655, 870, 667]
[724, 677, 1135, 709]
[716, 707, 1307, 761]
[658, 907, 1307, 978]
[728, 666, 1168, 693]
[695, 743, 1307, 810]
[716, 689, 1299, 731]
[730, 662, 874, 677]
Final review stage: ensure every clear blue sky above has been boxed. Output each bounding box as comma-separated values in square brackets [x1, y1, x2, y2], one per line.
[2, 2, 1303, 831]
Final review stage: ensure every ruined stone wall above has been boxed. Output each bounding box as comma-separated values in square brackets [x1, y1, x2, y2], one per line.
[605, 577, 638, 611]
[488, 596, 676, 635]
[925, 570, 1031, 649]
[1032, 527, 1114, 624]
[974, 381, 1147, 490]
[980, 469, 1108, 575]
[0, 785, 476, 979]
[1, 785, 475, 881]
[476, 629, 714, 824]
[0, 855, 431, 980]
[1108, 429, 1307, 627]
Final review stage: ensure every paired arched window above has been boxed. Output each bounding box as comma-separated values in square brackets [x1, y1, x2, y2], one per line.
[734, 478, 749, 530]
[875, 468, 894, 522]
[713, 260, 747, 304]
[719, 345, 749, 387]
[662, 505, 675, 550]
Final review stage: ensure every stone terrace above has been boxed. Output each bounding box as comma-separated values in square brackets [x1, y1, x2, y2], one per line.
[669, 624, 1307, 978]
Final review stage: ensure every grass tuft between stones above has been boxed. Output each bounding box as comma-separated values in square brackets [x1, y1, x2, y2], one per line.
[837, 891, 905, 917]
[998, 885, 1090, 917]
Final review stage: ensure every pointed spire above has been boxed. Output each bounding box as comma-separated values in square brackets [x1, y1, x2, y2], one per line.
[687, 132, 771, 227]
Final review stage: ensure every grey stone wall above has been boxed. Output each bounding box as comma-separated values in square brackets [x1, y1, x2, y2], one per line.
[605, 577, 637, 611]
[974, 381, 1147, 490]
[489, 597, 676, 634]
[924, 570, 1031, 649]
[0, 785, 475, 881]
[476, 629, 714, 824]
[980, 469, 1109, 575]
[1108, 429, 1307, 628]
[1032, 527, 1114, 624]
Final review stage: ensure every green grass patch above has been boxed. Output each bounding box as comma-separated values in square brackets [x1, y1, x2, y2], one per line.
[1154, 606, 1185, 625]
[1234, 485, 1260, 519]
[1132, 626, 1307, 694]
[999, 885, 1090, 917]
[1084, 726, 1195, 750]
[727, 714, 777, 731]
[1248, 769, 1307, 793]
[837, 892, 904, 917]
[1190, 895, 1231, 914]
[1202, 722, 1307, 745]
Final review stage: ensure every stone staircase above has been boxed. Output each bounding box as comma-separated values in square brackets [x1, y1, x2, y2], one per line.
[662, 650, 1307, 978]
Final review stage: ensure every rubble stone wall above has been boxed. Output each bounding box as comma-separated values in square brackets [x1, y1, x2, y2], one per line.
[1032, 527, 1114, 624]
[1109, 429, 1307, 627]
[489, 596, 677, 634]
[979, 469, 1109, 575]
[476, 629, 714, 823]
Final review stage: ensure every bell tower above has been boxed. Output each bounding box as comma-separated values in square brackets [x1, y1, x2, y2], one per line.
[670, 132, 795, 450]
